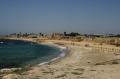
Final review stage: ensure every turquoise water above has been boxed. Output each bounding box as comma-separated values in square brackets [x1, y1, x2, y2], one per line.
[0, 39, 60, 69]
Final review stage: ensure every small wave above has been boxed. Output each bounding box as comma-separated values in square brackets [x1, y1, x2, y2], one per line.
[0, 41, 4, 44]
[38, 62, 49, 66]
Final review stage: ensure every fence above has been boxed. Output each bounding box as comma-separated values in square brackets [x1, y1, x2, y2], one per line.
[91, 46, 120, 53]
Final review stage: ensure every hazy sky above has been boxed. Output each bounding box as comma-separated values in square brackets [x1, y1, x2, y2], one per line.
[0, 0, 120, 35]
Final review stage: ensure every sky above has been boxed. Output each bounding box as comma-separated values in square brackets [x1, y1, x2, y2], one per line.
[0, 0, 120, 35]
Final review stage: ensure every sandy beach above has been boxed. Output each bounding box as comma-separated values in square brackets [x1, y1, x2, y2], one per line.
[2, 39, 120, 79]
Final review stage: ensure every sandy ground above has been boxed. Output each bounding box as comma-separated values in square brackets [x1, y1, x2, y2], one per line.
[2, 40, 120, 79]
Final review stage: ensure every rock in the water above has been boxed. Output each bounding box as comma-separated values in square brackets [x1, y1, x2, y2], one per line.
[0, 69, 12, 73]
[3, 74, 23, 79]
[0, 68, 22, 73]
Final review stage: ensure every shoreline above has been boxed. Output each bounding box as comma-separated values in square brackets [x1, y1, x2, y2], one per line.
[22, 40, 120, 79]
[38, 42, 69, 66]
[0, 38, 69, 75]
[1, 38, 120, 79]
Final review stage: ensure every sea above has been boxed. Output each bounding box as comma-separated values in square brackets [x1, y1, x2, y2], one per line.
[0, 39, 62, 69]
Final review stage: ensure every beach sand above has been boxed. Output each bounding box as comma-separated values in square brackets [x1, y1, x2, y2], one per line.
[2, 39, 120, 79]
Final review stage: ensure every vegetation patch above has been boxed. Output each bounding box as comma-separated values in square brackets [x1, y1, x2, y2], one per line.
[42, 71, 53, 74]
[74, 68, 84, 71]
[71, 72, 83, 75]
[112, 61, 119, 64]
[94, 59, 120, 66]
[95, 63, 105, 65]
[55, 74, 66, 78]
[90, 69, 96, 71]
[32, 77, 39, 79]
